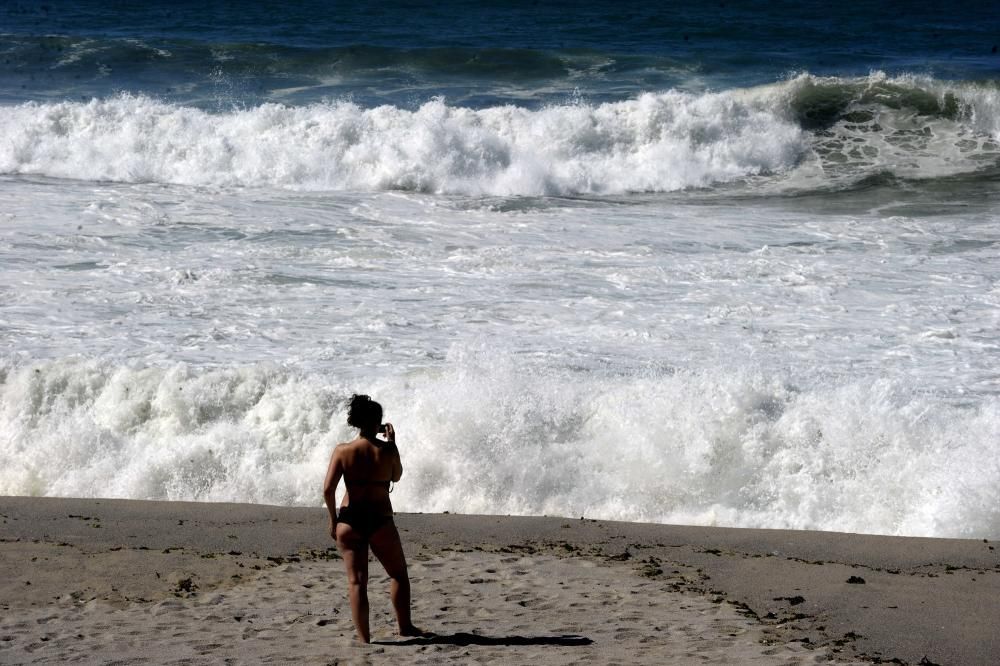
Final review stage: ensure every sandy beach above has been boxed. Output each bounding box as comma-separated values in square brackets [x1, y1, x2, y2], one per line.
[1, 497, 997, 665]
[4, 4, 1000, 662]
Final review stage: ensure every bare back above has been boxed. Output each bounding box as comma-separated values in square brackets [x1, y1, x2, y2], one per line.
[335, 436, 401, 514]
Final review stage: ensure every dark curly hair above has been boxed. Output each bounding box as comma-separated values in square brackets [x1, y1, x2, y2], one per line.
[347, 394, 383, 430]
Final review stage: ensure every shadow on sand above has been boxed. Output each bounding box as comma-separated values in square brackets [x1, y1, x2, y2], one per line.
[376, 632, 593, 647]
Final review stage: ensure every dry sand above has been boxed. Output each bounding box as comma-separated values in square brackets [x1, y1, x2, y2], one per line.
[1, 497, 997, 665]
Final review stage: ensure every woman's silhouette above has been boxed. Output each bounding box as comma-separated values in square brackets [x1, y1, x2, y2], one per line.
[323, 394, 422, 643]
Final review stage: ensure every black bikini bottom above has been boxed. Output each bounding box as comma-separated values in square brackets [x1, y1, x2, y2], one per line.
[338, 503, 394, 539]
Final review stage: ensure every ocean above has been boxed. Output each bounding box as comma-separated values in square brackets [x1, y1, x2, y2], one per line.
[2, 1, 998, 538]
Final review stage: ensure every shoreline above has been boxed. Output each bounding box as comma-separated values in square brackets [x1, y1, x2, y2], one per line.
[2, 496, 998, 664]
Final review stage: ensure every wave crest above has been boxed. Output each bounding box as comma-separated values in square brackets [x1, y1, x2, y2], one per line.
[784, 72, 1000, 185]
[1, 73, 997, 195]
[0, 91, 802, 195]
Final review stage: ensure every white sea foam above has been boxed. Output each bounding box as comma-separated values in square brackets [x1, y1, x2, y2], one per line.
[2, 355, 997, 538]
[0, 92, 801, 194]
[2, 73, 998, 540]
[1, 74, 995, 195]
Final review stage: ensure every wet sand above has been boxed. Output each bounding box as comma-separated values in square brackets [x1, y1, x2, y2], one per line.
[1, 497, 997, 665]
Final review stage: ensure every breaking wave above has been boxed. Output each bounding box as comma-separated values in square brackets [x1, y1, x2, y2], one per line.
[1, 73, 997, 196]
[2, 355, 998, 538]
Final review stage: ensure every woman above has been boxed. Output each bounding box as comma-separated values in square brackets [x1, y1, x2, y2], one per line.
[323, 394, 421, 643]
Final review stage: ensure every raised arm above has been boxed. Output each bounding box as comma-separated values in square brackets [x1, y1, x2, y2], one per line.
[323, 446, 344, 538]
[385, 423, 403, 482]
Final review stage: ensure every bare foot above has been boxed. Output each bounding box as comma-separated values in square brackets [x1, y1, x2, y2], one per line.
[399, 624, 428, 637]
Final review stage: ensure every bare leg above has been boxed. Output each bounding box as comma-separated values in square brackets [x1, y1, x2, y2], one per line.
[369, 521, 422, 636]
[335, 522, 370, 643]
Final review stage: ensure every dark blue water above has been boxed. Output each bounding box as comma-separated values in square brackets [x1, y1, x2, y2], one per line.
[3, 1, 998, 108]
[1, 1, 998, 196]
